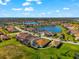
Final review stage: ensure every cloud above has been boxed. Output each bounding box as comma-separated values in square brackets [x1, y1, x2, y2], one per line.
[63, 7, 70, 10]
[0, 0, 10, 5]
[36, 1, 42, 4]
[56, 10, 60, 13]
[22, 2, 31, 6]
[27, 0, 42, 4]
[12, 7, 34, 12]
[24, 7, 34, 11]
[55, 7, 70, 13]
[12, 8, 22, 11]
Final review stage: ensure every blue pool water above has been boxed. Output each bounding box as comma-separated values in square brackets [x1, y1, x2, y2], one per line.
[38, 26, 62, 33]
[24, 22, 39, 25]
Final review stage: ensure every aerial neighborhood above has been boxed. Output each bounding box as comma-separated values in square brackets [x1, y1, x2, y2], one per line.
[0, 18, 79, 49]
[0, 18, 79, 59]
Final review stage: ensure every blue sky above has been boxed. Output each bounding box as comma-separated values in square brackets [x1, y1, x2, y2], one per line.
[0, 0, 79, 17]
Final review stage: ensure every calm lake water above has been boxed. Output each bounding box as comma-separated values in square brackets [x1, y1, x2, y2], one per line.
[38, 26, 62, 33]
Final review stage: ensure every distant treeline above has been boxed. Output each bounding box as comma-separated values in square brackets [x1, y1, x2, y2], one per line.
[0, 18, 79, 23]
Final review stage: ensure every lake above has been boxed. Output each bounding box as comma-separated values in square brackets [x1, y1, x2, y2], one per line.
[37, 26, 62, 33]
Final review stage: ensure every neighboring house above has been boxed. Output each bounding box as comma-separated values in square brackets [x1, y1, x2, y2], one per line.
[0, 32, 4, 35]
[16, 32, 30, 41]
[6, 25, 17, 32]
[0, 26, 3, 31]
[74, 33, 79, 40]
[51, 22, 57, 26]
[24, 28, 35, 31]
[16, 32, 39, 46]
[44, 31, 54, 37]
[49, 39, 62, 48]
[36, 30, 54, 37]
[75, 37, 79, 40]
[0, 34, 10, 40]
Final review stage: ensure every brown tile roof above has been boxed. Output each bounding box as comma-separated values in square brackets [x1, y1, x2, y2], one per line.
[16, 32, 30, 39]
[35, 39, 49, 46]
[6, 25, 15, 32]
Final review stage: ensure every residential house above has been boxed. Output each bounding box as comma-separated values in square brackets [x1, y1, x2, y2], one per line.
[49, 39, 62, 48]
[0, 32, 4, 35]
[0, 34, 10, 40]
[31, 38, 50, 48]
[16, 32, 39, 46]
[6, 25, 17, 32]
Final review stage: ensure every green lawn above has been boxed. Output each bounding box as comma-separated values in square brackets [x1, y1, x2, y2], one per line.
[0, 38, 79, 59]
[59, 25, 75, 41]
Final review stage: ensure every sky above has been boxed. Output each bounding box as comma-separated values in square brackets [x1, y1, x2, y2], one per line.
[0, 0, 79, 17]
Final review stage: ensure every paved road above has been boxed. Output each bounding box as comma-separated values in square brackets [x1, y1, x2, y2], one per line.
[15, 26, 79, 45]
[62, 41, 79, 45]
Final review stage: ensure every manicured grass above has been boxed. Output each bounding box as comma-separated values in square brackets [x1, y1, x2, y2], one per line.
[0, 37, 79, 59]
[0, 38, 38, 59]
[59, 25, 75, 41]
